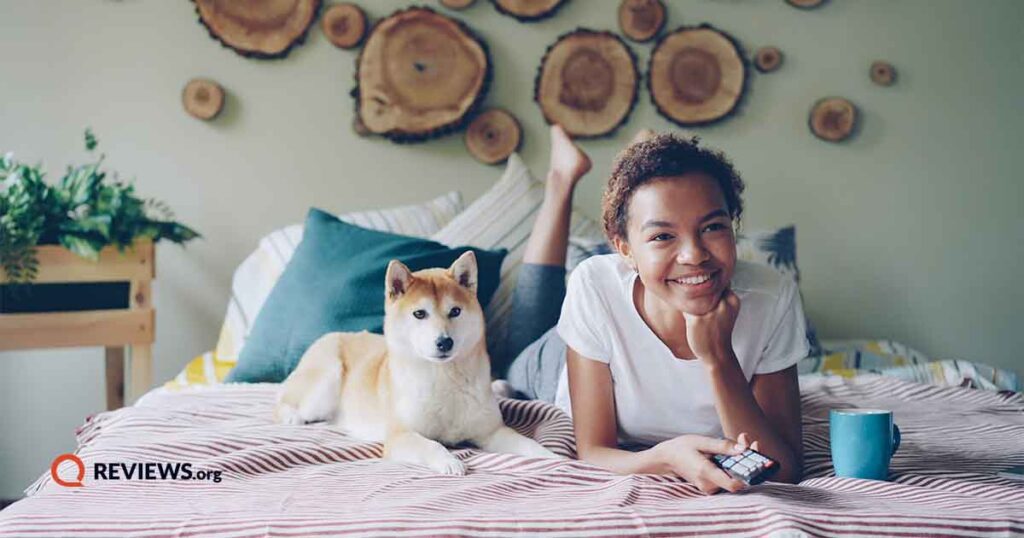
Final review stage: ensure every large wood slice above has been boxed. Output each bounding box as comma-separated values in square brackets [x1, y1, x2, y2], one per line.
[321, 3, 367, 49]
[353, 7, 491, 143]
[648, 25, 748, 127]
[192, 0, 321, 59]
[618, 0, 666, 43]
[491, 0, 567, 22]
[809, 97, 857, 142]
[534, 29, 639, 138]
[465, 109, 522, 164]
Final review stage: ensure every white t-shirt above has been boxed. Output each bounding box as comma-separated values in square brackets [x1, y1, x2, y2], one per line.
[554, 254, 809, 447]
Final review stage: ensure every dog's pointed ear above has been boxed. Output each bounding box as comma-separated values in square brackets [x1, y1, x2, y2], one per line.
[386, 260, 414, 300]
[448, 250, 478, 292]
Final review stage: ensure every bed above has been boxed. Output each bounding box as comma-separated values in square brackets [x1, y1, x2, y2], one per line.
[1, 373, 1022, 537]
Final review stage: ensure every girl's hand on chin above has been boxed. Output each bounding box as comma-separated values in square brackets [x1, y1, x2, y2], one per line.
[682, 288, 741, 365]
[652, 433, 750, 495]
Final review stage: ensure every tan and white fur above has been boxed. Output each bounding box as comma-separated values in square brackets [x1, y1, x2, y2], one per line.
[274, 251, 558, 475]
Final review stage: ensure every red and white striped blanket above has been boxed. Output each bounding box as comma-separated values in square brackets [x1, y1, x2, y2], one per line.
[2, 375, 1022, 537]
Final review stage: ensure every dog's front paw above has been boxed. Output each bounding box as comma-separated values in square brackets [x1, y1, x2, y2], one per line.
[274, 403, 304, 425]
[429, 454, 467, 476]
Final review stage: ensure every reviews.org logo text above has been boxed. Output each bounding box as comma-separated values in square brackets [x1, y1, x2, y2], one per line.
[51, 453, 222, 487]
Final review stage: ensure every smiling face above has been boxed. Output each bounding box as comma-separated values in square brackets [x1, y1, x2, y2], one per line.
[613, 173, 737, 316]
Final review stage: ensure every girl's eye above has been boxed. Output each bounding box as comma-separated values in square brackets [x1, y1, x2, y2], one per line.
[413, 310, 427, 320]
[703, 223, 728, 233]
[448, 307, 461, 318]
[651, 233, 673, 242]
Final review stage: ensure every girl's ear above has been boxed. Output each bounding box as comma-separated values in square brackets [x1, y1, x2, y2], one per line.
[612, 235, 636, 272]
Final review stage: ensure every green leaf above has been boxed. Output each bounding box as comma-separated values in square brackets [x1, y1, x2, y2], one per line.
[84, 128, 97, 151]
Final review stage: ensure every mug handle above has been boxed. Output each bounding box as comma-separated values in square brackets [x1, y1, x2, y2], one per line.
[892, 424, 901, 455]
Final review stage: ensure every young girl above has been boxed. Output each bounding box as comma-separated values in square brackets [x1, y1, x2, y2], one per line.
[501, 125, 808, 495]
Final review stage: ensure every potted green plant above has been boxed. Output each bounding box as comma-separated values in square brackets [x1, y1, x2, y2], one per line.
[0, 129, 199, 311]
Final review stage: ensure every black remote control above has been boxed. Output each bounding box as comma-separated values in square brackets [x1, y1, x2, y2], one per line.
[712, 448, 780, 485]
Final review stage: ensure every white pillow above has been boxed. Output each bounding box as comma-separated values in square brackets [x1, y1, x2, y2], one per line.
[431, 153, 607, 362]
[213, 191, 465, 362]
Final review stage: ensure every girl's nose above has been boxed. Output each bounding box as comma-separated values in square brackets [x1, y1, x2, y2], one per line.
[676, 238, 710, 265]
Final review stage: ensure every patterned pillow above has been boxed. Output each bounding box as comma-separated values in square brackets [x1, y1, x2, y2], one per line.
[736, 225, 822, 355]
[799, 339, 1020, 392]
[430, 153, 607, 367]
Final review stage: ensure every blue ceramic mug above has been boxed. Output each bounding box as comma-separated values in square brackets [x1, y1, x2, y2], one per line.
[829, 409, 901, 480]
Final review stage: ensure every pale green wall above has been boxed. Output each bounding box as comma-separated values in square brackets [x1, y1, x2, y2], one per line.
[1, 0, 1021, 498]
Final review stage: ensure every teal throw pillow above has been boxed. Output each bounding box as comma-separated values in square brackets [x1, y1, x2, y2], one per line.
[226, 208, 507, 383]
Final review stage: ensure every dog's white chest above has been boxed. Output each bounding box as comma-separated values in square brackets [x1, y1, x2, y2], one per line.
[394, 373, 502, 445]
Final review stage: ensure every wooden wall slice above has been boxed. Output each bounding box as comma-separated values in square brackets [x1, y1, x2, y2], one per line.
[786, 0, 826, 8]
[441, 0, 477, 9]
[870, 61, 896, 86]
[754, 46, 783, 73]
[619, 0, 666, 43]
[322, 3, 367, 49]
[465, 109, 522, 164]
[534, 29, 639, 138]
[182, 78, 225, 120]
[492, 0, 567, 22]
[192, 0, 320, 59]
[809, 97, 857, 142]
[353, 7, 491, 142]
[648, 25, 747, 127]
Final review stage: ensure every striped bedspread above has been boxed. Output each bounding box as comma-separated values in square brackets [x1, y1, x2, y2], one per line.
[2, 375, 1022, 537]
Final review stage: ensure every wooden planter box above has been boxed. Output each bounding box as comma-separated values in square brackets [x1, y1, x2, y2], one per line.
[0, 241, 154, 409]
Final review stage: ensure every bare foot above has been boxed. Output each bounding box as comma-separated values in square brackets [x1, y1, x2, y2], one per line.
[630, 128, 656, 146]
[548, 124, 592, 191]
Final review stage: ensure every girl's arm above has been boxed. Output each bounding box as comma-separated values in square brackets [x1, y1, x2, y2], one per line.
[567, 347, 750, 493]
[566, 347, 665, 475]
[705, 359, 804, 483]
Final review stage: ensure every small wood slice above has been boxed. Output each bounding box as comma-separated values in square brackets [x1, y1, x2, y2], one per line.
[786, 0, 826, 8]
[648, 25, 748, 127]
[192, 0, 320, 59]
[354, 7, 491, 142]
[754, 46, 783, 73]
[618, 0, 666, 43]
[441, 0, 477, 9]
[465, 109, 522, 164]
[870, 61, 896, 86]
[535, 30, 639, 138]
[322, 3, 367, 49]
[491, 0, 567, 22]
[182, 78, 225, 120]
[809, 97, 857, 142]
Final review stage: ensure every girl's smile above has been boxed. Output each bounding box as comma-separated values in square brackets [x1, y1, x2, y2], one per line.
[616, 172, 737, 317]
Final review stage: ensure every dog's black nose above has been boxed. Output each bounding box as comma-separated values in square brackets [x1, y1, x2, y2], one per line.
[435, 336, 454, 353]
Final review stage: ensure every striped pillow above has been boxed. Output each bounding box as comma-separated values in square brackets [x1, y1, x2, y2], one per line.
[431, 153, 607, 365]
[215, 191, 464, 364]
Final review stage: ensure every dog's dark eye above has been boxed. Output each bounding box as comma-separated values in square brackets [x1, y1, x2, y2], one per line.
[448, 307, 461, 318]
[413, 310, 427, 320]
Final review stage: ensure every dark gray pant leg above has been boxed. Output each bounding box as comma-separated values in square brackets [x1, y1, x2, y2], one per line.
[498, 263, 568, 403]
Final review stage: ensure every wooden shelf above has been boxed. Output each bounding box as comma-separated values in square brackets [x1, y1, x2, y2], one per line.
[0, 241, 155, 409]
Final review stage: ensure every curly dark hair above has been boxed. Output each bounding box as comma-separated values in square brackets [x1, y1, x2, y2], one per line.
[601, 133, 746, 242]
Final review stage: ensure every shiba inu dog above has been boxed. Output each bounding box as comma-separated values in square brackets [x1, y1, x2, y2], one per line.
[274, 251, 559, 475]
